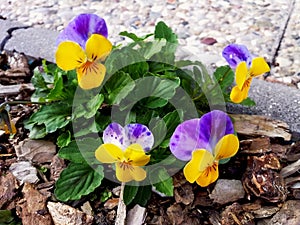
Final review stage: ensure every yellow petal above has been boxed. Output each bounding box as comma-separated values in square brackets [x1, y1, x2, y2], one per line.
[183, 149, 214, 183]
[124, 144, 150, 166]
[95, 143, 123, 163]
[115, 162, 147, 182]
[235, 61, 248, 90]
[55, 41, 86, 70]
[214, 134, 239, 161]
[85, 34, 112, 62]
[250, 57, 270, 77]
[116, 162, 133, 182]
[196, 163, 219, 187]
[230, 79, 251, 104]
[76, 62, 106, 90]
[129, 166, 147, 181]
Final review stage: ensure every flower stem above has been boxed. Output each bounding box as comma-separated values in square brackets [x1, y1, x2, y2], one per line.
[115, 182, 126, 225]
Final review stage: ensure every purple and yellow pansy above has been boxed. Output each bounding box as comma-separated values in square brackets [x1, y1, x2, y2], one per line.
[222, 44, 270, 103]
[169, 110, 239, 187]
[95, 123, 154, 183]
[55, 14, 112, 90]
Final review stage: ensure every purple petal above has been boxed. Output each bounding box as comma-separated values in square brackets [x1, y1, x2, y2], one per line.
[56, 13, 108, 48]
[169, 110, 234, 161]
[222, 44, 252, 69]
[103, 122, 125, 149]
[198, 110, 234, 151]
[124, 124, 154, 152]
[169, 118, 204, 161]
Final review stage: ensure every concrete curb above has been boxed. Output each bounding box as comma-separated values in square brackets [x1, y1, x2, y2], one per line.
[1, 19, 299, 136]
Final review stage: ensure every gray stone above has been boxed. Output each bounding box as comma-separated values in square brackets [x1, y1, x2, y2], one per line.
[209, 179, 245, 205]
[4, 27, 59, 62]
[0, 19, 24, 48]
[227, 79, 300, 135]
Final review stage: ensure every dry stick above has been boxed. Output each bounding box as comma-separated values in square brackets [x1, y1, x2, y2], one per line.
[115, 182, 127, 225]
[265, 0, 295, 78]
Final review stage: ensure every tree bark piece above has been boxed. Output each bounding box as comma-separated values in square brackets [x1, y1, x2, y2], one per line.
[230, 114, 291, 141]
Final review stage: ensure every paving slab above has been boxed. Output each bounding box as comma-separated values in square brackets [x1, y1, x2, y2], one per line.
[0, 19, 24, 49]
[4, 27, 58, 63]
[227, 79, 300, 135]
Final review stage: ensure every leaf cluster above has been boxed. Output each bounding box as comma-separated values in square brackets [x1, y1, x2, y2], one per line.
[25, 21, 251, 206]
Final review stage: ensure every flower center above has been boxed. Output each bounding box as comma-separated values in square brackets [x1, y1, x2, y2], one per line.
[119, 160, 133, 171]
[203, 162, 218, 177]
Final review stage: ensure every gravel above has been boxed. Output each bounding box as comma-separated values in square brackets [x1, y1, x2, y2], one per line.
[1, 0, 299, 82]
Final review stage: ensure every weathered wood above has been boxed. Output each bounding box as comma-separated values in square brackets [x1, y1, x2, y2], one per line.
[230, 114, 292, 141]
[0, 83, 34, 96]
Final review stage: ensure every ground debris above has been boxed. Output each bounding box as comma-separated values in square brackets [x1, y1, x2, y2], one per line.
[221, 202, 255, 225]
[174, 182, 194, 205]
[9, 161, 39, 184]
[242, 154, 286, 202]
[17, 183, 53, 225]
[47, 201, 93, 225]
[126, 204, 146, 225]
[209, 179, 245, 205]
[267, 200, 300, 225]
[15, 139, 56, 164]
[0, 171, 19, 209]
[230, 114, 291, 141]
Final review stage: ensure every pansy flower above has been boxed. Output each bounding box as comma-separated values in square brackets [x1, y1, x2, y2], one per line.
[0, 107, 16, 134]
[55, 14, 112, 90]
[169, 110, 239, 187]
[95, 123, 154, 183]
[222, 44, 270, 103]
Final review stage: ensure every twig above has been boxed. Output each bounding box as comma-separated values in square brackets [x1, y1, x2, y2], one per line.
[0, 154, 13, 157]
[115, 182, 127, 225]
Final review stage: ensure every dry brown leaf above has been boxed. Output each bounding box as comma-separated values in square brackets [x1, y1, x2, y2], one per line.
[50, 154, 66, 181]
[166, 204, 184, 224]
[17, 183, 53, 225]
[268, 200, 300, 225]
[0, 172, 19, 209]
[174, 183, 194, 205]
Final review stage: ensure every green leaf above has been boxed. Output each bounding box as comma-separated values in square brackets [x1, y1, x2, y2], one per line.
[105, 46, 147, 76]
[123, 185, 139, 205]
[100, 189, 112, 203]
[57, 130, 72, 148]
[28, 102, 72, 133]
[104, 71, 135, 104]
[133, 185, 152, 206]
[154, 21, 177, 44]
[25, 123, 47, 139]
[140, 39, 167, 59]
[117, 77, 179, 111]
[58, 137, 102, 164]
[213, 66, 234, 91]
[219, 157, 231, 164]
[119, 31, 153, 42]
[153, 21, 178, 63]
[162, 110, 181, 138]
[55, 163, 104, 201]
[0, 210, 20, 225]
[239, 97, 256, 106]
[150, 117, 167, 147]
[85, 94, 104, 119]
[149, 167, 173, 196]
